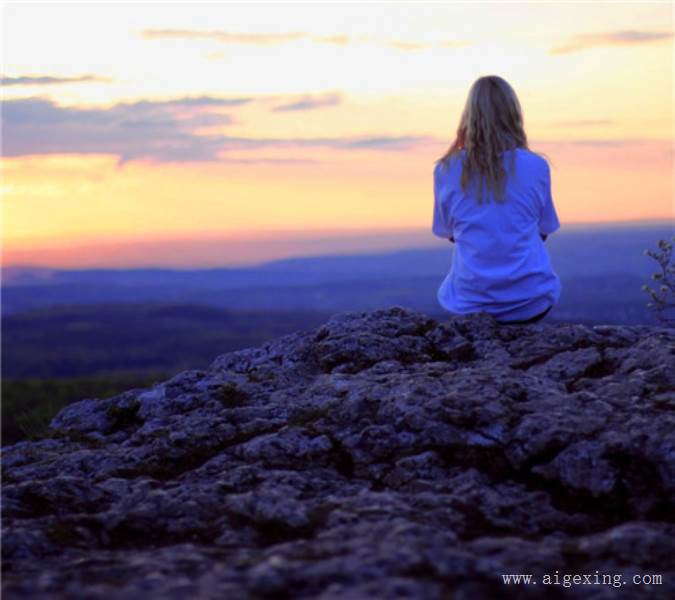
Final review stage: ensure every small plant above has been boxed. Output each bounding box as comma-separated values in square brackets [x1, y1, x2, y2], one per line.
[642, 236, 675, 325]
[16, 398, 66, 441]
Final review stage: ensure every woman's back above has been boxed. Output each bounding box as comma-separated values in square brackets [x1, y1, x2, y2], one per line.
[432, 147, 562, 322]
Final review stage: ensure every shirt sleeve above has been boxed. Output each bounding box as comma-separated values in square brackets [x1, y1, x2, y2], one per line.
[538, 162, 561, 236]
[432, 163, 454, 239]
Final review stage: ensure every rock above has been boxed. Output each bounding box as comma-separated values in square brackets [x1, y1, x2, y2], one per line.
[2, 305, 674, 599]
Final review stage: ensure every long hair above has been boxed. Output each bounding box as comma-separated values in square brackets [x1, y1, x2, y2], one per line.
[435, 75, 549, 204]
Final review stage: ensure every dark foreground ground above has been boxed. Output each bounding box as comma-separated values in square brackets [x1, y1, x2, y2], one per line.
[2, 306, 674, 599]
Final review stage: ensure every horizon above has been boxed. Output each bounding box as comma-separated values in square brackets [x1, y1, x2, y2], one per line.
[0, 219, 675, 271]
[2, 3, 673, 269]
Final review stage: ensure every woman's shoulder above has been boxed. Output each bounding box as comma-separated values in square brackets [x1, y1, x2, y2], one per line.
[435, 151, 464, 175]
[516, 148, 550, 171]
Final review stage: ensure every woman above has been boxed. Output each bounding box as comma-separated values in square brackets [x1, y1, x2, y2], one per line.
[432, 75, 562, 325]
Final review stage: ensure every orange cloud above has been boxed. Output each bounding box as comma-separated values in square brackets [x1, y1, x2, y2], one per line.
[550, 30, 673, 54]
[141, 28, 469, 52]
[140, 29, 306, 45]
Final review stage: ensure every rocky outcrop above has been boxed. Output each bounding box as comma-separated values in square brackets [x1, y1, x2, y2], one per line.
[2, 306, 674, 599]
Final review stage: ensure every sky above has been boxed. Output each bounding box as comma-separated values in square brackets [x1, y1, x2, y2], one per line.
[1, 1, 674, 268]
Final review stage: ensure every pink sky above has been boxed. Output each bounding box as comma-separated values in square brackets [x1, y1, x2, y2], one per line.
[1, 2, 673, 268]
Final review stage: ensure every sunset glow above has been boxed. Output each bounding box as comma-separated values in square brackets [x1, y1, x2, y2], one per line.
[1, 1, 673, 268]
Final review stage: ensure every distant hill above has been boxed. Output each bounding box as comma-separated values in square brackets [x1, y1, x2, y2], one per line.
[2, 223, 672, 325]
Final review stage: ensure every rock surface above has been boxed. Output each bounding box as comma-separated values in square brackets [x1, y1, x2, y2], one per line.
[2, 306, 674, 599]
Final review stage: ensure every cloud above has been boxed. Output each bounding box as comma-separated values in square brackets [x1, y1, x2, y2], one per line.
[335, 136, 430, 150]
[383, 38, 470, 51]
[384, 38, 470, 51]
[209, 134, 433, 153]
[141, 29, 306, 45]
[141, 28, 469, 52]
[272, 92, 341, 112]
[531, 137, 673, 167]
[439, 40, 472, 49]
[2, 95, 433, 166]
[551, 138, 653, 147]
[550, 30, 673, 54]
[0, 74, 111, 86]
[2, 95, 247, 165]
[552, 119, 614, 127]
[209, 157, 320, 164]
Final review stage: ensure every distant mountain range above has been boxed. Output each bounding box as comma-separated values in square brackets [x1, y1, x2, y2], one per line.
[2, 223, 673, 325]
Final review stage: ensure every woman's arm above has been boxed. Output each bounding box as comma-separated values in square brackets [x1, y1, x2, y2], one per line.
[432, 163, 456, 239]
[538, 163, 560, 238]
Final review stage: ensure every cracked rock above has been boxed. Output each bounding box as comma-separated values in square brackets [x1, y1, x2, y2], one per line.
[2, 305, 674, 599]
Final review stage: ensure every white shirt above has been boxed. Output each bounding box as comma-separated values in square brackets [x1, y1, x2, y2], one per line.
[432, 148, 562, 321]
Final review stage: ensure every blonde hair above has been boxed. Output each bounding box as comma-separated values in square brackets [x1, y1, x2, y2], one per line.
[436, 75, 549, 203]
